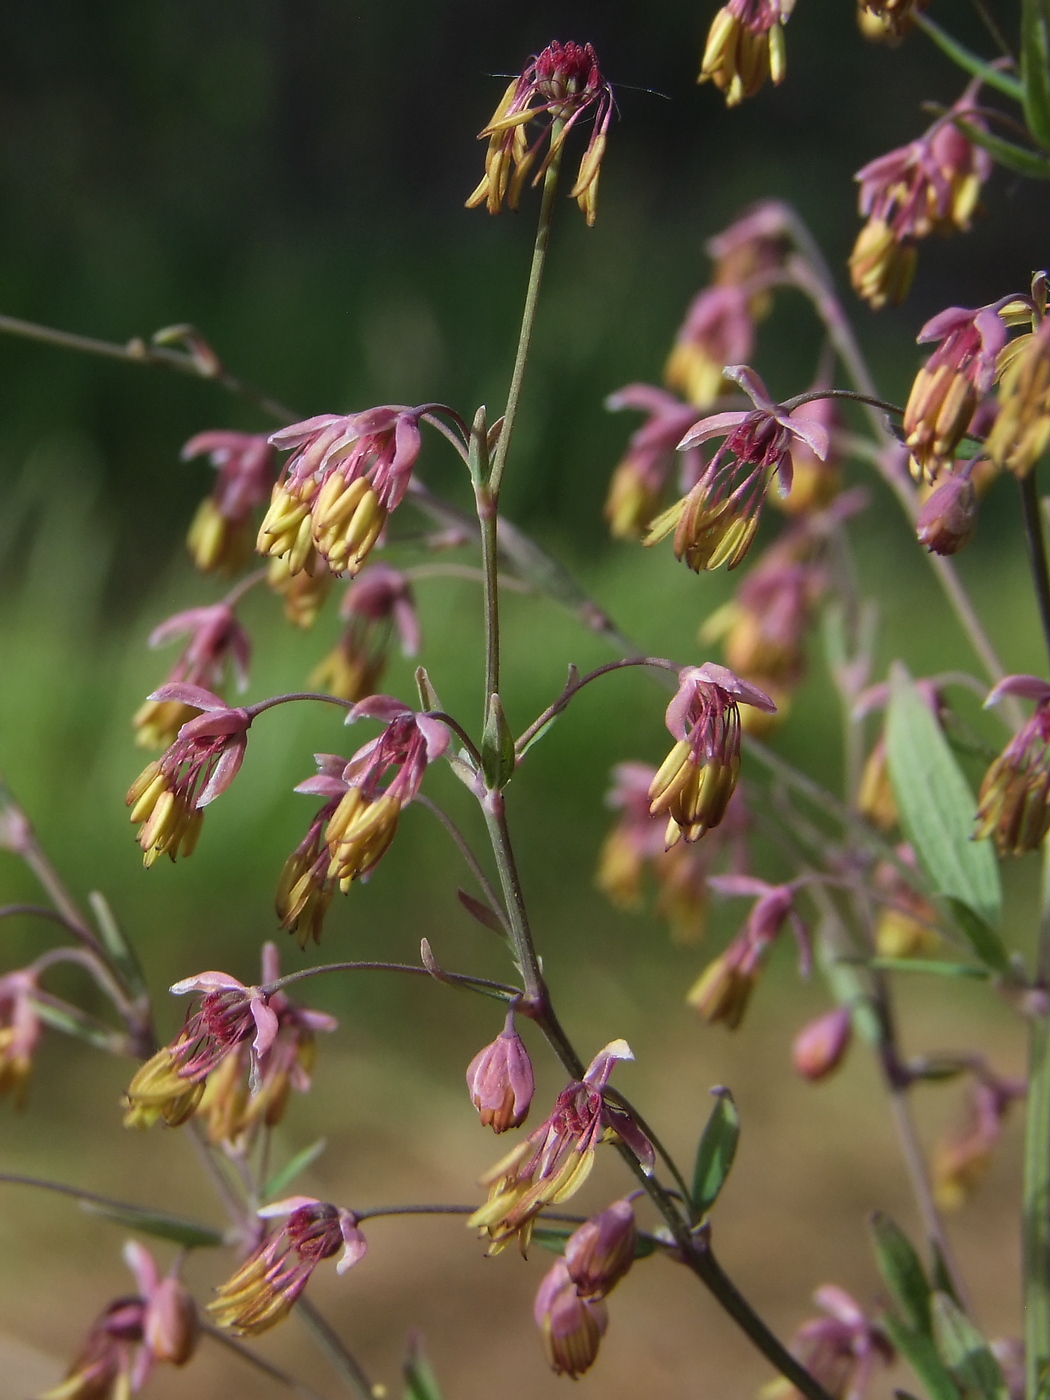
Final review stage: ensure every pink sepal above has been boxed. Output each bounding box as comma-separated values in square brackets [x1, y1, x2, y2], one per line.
[295, 774, 350, 799]
[170, 971, 247, 995]
[336, 1214, 368, 1273]
[678, 410, 748, 451]
[258, 1194, 320, 1218]
[250, 998, 280, 1056]
[123, 1240, 161, 1297]
[707, 874, 776, 898]
[582, 1039, 633, 1089]
[416, 714, 450, 762]
[177, 707, 251, 741]
[985, 674, 1050, 707]
[150, 682, 228, 711]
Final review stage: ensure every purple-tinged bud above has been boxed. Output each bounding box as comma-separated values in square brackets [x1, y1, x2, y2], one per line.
[466, 1008, 535, 1133]
[976, 676, 1050, 856]
[792, 1007, 852, 1082]
[144, 1276, 198, 1366]
[564, 1198, 637, 1299]
[534, 1260, 608, 1378]
[915, 472, 977, 555]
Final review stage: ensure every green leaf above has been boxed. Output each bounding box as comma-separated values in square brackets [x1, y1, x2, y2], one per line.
[931, 1292, 1009, 1400]
[944, 900, 1011, 976]
[79, 1198, 224, 1249]
[867, 958, 989, 980]
[886, 665, 1002, 928]
[870, 1211, 933, 1335]
[261, 1138, 328, 1204]
[481, 692, 516, 791]
[403, 1332, 446, 1400]
[954, 118, 1050, 179]
[1023, 0, 1050, 149]
[88, 891, 149, 1001]
[882, 1314, 963, 1400]
[31, 999, 126, 1053]
[691, 1087, 740, 1219]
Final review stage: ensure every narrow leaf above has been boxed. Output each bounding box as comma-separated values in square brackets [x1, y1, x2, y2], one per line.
[691, 1087, 740, 1218]
[915, 14, 1025, 101]
[954, 118, 1050, 179]
[944, 900, 1010, 976]
[867, 958, 988, 980]
[32, 998, 126, 1054]
[481, 692, 516, 791]
[79, 1199, 224, 1249]
[870, 1211, 933, 1335]
[456, 889, 504, 934]
[261, 1139, 328, 1204]
[403, 1333, 446, 1400]
[89, 891, 149, 1001]
[886, 665, 1002, 927]
[882, 1314, 963, 1400]
[931, 1292, 1009, 1400]
[1023, 0, 1050, 150]
[414, 666, 443, 714]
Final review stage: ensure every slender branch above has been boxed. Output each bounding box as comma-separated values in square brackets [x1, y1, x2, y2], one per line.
[1024, 848, 1050, 1396]
[187, 1119, 250, 1230]
[264, 959, 520, 1000]
[246, 691, 353, 719]
[0, 311, 297, 422]
[516, 657, 678, 754]
[296, 1296, 375, 1400]
[966, 0, 1016, 59]
[30, 944, 136, 1021]
[1020, 470, 1050, 670]
[415, 794, 512, 937]
[0, 1171, 226, 1236]
[603, 1087, 693, 1206]
[913, 13, 1023, 99]
[202, 1321, 330, 1400]
[0, 903, 81, 933]
[221, 566, 270, 611]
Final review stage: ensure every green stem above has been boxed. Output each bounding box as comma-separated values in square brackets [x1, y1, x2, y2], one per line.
[296, 1297, 375, 1400]
[1020, 469, 1050, 670]
[202, 1322, 330, 1400]
[1024, 846, 1050, 1398]
[914, 14, 1024, 101]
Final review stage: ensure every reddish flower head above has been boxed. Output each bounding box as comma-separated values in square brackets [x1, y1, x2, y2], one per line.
[604, 384, 704, 539]
[182, 430, 276, 574]
[133, 603, 251, 750]
[792, 1007, 853, 1082]
[564, 1198, 637, 1299]
[781, 1285, 893, 1400]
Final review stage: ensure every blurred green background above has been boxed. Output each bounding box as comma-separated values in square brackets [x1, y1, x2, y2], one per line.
[0, 2, 1048, 1397]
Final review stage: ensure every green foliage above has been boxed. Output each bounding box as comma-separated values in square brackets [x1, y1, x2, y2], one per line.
[690, 1087, 740, 1221]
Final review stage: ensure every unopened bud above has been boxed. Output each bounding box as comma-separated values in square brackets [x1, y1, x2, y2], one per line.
[534, 1260, 608, 1378]
[916, 473, 977, 555]
[792, 1007, 852, 1082]
[465, 1008, 534, 1132]
[145, 1276, 199, 1366]
[564, 1198, 637, 1299]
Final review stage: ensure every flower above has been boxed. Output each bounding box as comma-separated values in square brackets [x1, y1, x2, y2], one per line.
[267, 552, 333, 629]
[857, 0, 927, 41]
[0, 968, 42, 1108]
[258, 407, 428, 577]
[310, 564, 419, 703]
[465, 41, 613, 226]
[466, 1006, 535, 1133]
[564, 1198, 637, 1299]
[534, 1260, 609, 1377]
[915, 468, 978, 555]
[769, 1286, 893, 1400]
[39, 1243, 196, 1399]
[645, 368, 830, 573]
[904, 303, 1009, 482]
[987, 315, 1050, 477]
[469, 1040, 653, 1254]
[698, 0, 794, 107]
[208, 1197, 367, 1336]
[849, 89, 991, 309]
[182, 430, 275, 574]
[792, 1008, 852, 1081]
[976, 675, 1050, 856]
[665, 284, 756, 409]
[687, 875, 804, 1028]
[872, 847, 941, 958]
[648, 663, 775, 845]
[932, 1071, 1025, 1210]
[604, 385, 704, 539]
[126, 688, 251, 867]
[773, 395, 842, 515]
[706, 201, 791, 305]
[132, 603, 251, 750]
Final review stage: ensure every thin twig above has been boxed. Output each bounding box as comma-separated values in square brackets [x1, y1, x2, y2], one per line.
[296, 1295, 376, 1400]
[1020, 470, 1050, 670]
[201, 1321, 330, 1400]
[415, 794, 512, 936]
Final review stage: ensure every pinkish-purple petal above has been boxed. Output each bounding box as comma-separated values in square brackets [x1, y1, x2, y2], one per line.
[677, 410, 750, 452]
[170, 971, 248, 996]
[347, 694, 412, 725]
[249, 997, 280, 1057]
[177, 706, 251, 743]
[197, 733, 247, 805]
[150, 682, 227, 711]
[724, 364, 776, 411]
[785, 413, 829, 461]
[985, 674, 1050, 707]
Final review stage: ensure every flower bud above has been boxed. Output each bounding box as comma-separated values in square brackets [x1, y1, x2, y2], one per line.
[564, 1198, 637, 1299]
[145, 1276, 199, 1366]
[792, 1007, 852, 1082]
[465, 1008, 534, 1133]
[534, 1260, 608, 1378]
[916, 473, 977, 555]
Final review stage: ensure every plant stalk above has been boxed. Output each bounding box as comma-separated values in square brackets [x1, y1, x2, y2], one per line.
[1020, 469, 1050, 670]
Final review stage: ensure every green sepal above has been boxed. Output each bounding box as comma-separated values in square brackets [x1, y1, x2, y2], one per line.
[1023, 0, 1050, 149]
[403, 1332, 447, 1400]
[882, 1313, 963, 1400]
[954, 118, 1050, 179]
[886, 664, 1001, 928]
[931, 1291, 1009, 1400]
[481, 692, 516, 791]
[261, 1138, 328, 1204]
[870, 1211, 933, 1334]
[467, 405, 490, 490]
[415, 666, 443, 714]
[79, 1198, 225, 1249]
[690, 1086, 740, 1221]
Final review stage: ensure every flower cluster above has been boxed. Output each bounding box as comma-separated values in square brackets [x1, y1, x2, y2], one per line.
[932, 1068, 1025, 1210]
[466, 41, 613, 225]
[132, 603, 251, 750]
[698, 0, 794, 108]
[310, 563, 420, 703]
[976, 675, 1050, 856]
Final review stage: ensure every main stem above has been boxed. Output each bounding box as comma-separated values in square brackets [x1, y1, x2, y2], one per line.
[1020, 470, 1050, 670]
[1024, 846, 1050, 1399]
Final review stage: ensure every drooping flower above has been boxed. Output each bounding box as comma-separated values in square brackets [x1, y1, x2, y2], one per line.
[466, 41, 614, 226]
[792, 1007, 853, 1082]
[849, 87, 992, 309]
[857, 0, 927, 42]
[126, 687, 251, 868]
[686, 875, 805, 1028]
[772, 394, 842, 516]
[904, 303, 1010, 482]
[648, 663, 775, 846]
[182, 430, 276, 574]
[932, 1071, 1025, 1210]
[534, 1259, 609, 1378]
[466, 1006, 535, 1133]
[871, 846, 941, 958]
[986, 315, 1050, 478]
[132, 604, 251, 750]
[258, 407, 429, 577]
[769, 1285, 893, 1400]
[0, 968, 42, 1108]
[39, 1243, 197, 1400]
[564, 1198, 637, 1300]
[208, 1197, 367, 1336]
[976, 675, 1050, 856]
[698, 0, 794, 108]
[664, 284, 757, 409]
[915, 467, 978, 555]
[267, 552, 333, 629]
[469, 1040, 653, 1254]
[645, 367, 830, 573]
[706, 200, 791, 308]
[310, 563, 420, 703]
[603, 385, 704, 539]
